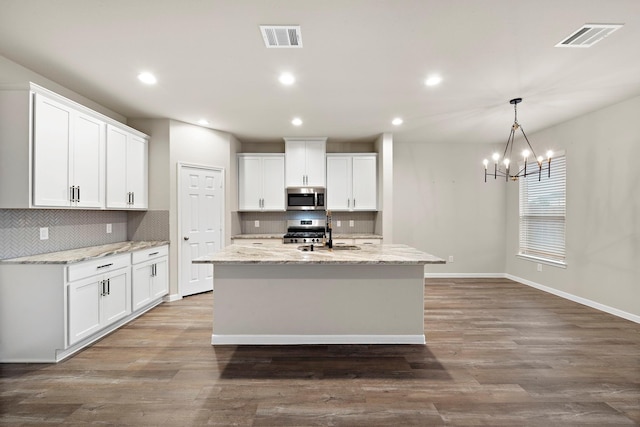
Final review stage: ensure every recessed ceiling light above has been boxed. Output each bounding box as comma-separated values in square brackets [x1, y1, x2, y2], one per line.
[291, 117, 303, 126]
[392, 118, 403, 126]
[138, 72, 157, 85]
[279, 72, 295, 85]
[198, 119, 209, 126]
[425, 75, 442, 87]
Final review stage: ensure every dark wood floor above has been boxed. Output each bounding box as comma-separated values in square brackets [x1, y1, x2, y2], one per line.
[1, 278, 639, 426]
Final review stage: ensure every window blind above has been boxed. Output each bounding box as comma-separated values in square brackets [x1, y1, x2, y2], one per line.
[519, 154, 566, 263]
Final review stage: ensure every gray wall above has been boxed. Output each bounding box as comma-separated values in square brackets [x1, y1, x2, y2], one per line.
[505, 95, 640, 318]
[393, 141, 507, 274]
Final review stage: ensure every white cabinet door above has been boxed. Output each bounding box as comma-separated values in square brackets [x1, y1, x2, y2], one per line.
[33, 93, 72, 207]
[284, 139, 327, 187]
[72, 112, 105, 208]
[132, 257, 168, 310]
[106, 125, 129, 208]
[262, 156, 285, 210]
[238, 155, 285, 211]
[304, 141, 326, 187]
[151, 258, 169, 299]
[238, 155, 262, 210]
[285, 140, 307, 187]
[132, 262, 152, 311]
[326, 154, 377, 211]
[68, 277, 102, 345]
[351, 155, 377, 210]
[127, 135, 148, 209]
[106, 125, 148, 209]
[326, 156, 351, 210]
[102, 270, 130, 325]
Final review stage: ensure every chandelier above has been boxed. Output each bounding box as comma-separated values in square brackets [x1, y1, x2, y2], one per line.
[484, 98, 553, 182]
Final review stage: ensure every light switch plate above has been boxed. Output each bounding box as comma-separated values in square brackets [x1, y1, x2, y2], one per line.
[39, 227, 49, 240]
[336, 220, 341, 227]
[349, 220, 354, 227]
[254, 220, 260, 228]
[106, 223, 112, 234]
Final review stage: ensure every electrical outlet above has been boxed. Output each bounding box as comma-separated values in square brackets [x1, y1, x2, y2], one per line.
[39, 227, 49, 240]
[448, 255, 454, 263]
[349, 220, 354, 227]
[106, 223, 112, 234]
[254, 220, 260, 228]
[537, 263, 543, 272]
[336, 220, 341, 227]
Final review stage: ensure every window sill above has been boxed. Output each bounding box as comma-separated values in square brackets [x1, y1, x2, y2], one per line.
[517, 253, 567, 269]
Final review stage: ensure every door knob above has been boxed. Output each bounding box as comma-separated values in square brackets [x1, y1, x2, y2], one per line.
[183, 236, 190, 241]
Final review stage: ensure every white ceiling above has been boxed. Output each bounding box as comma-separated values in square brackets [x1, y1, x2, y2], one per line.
[1, 0, 639, 145]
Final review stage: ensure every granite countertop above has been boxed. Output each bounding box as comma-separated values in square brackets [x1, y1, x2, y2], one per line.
[0, 241, 169, 265]
[231, 234, 383, 240]
[193, 243, 444, 265]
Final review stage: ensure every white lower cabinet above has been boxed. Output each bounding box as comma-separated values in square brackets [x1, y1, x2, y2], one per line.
[68, 267, 130, 345]
[0, 245, 168, 363]
[132, 246, 169, 311]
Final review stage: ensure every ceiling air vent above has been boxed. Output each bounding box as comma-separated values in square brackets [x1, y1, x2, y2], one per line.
[555, 23, 623, 48]
[260, 25, 302, 48]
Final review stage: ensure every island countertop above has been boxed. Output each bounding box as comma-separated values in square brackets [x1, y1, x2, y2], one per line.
[193, 243, 445, 265]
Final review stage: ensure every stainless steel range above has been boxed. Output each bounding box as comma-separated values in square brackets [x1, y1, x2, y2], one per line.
[283, 219, 325, 244]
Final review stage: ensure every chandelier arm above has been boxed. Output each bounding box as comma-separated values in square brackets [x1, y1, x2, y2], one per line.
[502, 128, 514, 160]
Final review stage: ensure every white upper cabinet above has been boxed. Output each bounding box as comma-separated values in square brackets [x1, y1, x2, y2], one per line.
[284, 137, 327, 187]
[32, 93, 105, 208]
[326, 154, 377, 211]
[106, 125, 148, 209]
[0, 83, 148, 210]
[238, 154, 285, 211]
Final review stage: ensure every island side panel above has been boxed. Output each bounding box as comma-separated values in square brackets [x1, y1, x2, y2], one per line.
[212, 264, 425, 345]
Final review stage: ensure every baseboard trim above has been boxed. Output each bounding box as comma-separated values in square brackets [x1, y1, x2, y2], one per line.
[211, 334, 426, 345]
[164, 293, 182, 303]
[505, 274, 640, 324]
[425, 273, 506, 278]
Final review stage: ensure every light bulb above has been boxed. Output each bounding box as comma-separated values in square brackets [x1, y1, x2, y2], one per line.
[546, 150, 553, 159]
[392, 117, 403, 126]
[137, 72, 157, 85]
[537, 155, 544, 164]
[492, 152, 500, 162]
[483, 159, 489, 168]
[522, 149, 530, 158]
[503, 158, 510, 167]
[291, 117, 302, 126]
[279, 72, 295, 85]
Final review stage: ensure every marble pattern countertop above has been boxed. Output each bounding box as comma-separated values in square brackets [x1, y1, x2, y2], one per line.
[231, 234, 383, 239]
[1, 241, 169, 265]
[193, 243, 444, 265]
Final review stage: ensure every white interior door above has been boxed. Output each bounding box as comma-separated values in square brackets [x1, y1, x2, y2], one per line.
[180, 165, 223, 297]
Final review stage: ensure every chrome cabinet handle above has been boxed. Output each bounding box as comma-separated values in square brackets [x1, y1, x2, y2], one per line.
[353, 198, 356, 208]
[149, 252, 159, 256]
[77, 186, 80, 202]
[347, 199, 350, 208]
[183, 236, 190, 241]
[107, 278, 110, 295]
[97, 263, 113, 269]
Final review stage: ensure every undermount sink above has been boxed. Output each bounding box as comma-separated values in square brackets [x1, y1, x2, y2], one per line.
[297, 245, 361, 252]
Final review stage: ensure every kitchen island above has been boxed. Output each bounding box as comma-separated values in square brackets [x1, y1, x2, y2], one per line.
[193, 243, 445, 345]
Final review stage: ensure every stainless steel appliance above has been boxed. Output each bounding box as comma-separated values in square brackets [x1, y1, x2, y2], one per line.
[286, 187, 325, 211]
[283, 219, 326, 244]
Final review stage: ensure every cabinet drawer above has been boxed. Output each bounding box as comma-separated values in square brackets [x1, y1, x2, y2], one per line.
[354, 239, 382, 245]
[67, 253, 130, 282]
[132, 245, 168, 264]
[232, 239, 283, 246]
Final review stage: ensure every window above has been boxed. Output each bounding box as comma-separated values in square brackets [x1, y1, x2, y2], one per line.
[519, 154, 566, 265]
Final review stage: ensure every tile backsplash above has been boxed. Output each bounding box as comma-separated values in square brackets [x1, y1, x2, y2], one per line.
[0, 209, 170, 260]
[239, 211, 378, 235]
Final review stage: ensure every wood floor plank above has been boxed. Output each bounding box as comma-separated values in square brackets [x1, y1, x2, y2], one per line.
[1, 278, 639, 426]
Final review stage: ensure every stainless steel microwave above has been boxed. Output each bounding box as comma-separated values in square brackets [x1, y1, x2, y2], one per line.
[286, 187, 326, 211]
